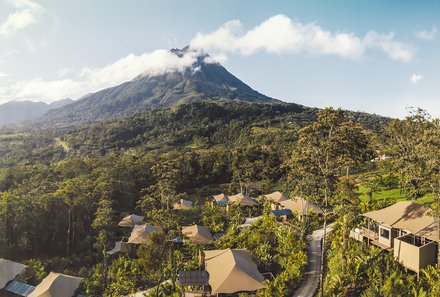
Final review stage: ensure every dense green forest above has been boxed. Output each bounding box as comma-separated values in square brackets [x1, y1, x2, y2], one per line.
[0, 102, 439, 296]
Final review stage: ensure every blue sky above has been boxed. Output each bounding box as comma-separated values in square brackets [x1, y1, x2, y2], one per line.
[0, 0, 439, 118]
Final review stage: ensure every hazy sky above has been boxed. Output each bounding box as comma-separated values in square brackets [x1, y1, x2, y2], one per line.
[0, 0, 439, 118]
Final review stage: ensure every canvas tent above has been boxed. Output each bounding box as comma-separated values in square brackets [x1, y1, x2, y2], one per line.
[363, 201, 438, 241]
[279, 197, 322, 216]
[182, 225, 213, 244]
[238, 216, 263, 228]
[127, 224, 162, 244]
[204, 249, 266, 294]
[264, 191, 288, 203]
[0, 259, 28, 289]
[28, 272, 82, 297]
[118, 214, 145, 228]
[173, 199, 193, 210]
[212, 193, 229, 203]
[228, 193, 257, 206]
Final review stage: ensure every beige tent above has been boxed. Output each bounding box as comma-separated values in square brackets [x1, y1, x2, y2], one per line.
[127, 223, 162, 244]
[212, 193, 229, 203]
[264, 191, 288, 203]
[28, 272, 82, 297]
[0, 259, 27, 289]
[204, 249, 266, 294]
[118, 214, 145, 228]
[173, 199, 193, 210]
[279, 197, 322, 216]
[228, 193, 257, 206]
[363, 201, 438, 240]
[238, 216, 263, 228]
[182, 225, 213, 244]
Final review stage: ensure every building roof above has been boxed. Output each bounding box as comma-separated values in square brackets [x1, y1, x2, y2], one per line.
[173, 199, 193, 210]
[212, 193, 229, 203]
[28, 272, 82, 297]
[178, 271, 209, 286]
[238, 216, 263, 228]
[182, 225, 213, 244]
[279, 197, 322, 216]
[204, 249, 266, 294]
[228, 193, 258, 206]
[4, 280, 35, 296]
[118, 214, 145, 228]
[363, 201, 438, 241]
[0, 259, 28, 289]
[271, 209, 294, 217]
[264, 191, 289, 203]
[127, 224, 162, 244]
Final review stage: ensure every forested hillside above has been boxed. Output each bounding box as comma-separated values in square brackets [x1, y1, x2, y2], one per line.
[1, 102, 438, 297]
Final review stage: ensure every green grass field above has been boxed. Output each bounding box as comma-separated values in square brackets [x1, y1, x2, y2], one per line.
[357, 184, 435, 205]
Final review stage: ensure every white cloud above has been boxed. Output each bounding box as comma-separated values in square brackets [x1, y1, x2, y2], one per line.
[56, 67, 71, 78]
[203, 53, 228, 64]
[0, 71, 8, 78]
[0, 49, 199, 103]
[410, 74, 423, 84]
[0, 0, 43, 39]
[414, 27, 436, 41]
[190, 14, 414, 62]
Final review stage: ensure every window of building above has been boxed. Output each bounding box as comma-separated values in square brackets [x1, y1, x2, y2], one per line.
[380, 228, 390, 239]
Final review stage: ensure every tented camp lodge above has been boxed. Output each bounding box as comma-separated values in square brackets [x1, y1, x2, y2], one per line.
[228, 193, 258, 207]
[0, 259, 83, 297]
[179, 249, 266, 296]
[350, 201, 438, 273]
[182, 225, 213, 244]
[264, 191, 322, 217]
[173, 199, 193, 210]
[204, 249, 266, 295]
[118, 214, 145, 228]
[28, 273, 82, 297]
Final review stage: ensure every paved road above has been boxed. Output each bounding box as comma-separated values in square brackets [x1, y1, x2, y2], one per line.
[293, 225, 333, 297]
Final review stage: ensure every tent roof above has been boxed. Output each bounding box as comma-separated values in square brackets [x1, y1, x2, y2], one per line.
[264, 191, 289, 203]
[204, 249, 265, 294]
[213, 193, 229, 202]
[0, 259, 28, 289]
[279, 197, 322, 215]
[28, 272, 82, 297]
[173, 199, 193, 210]
[118, 214, 145, 228]
[228, 193, 257, 206]
[127, 224, 162, 244]
[363, 201, 438, 240]
[182, 225, 213, 244]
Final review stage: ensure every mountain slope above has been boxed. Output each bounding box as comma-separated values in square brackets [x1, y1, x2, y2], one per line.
[37, 49, 280, 127]
[0, 99, 74, 126]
